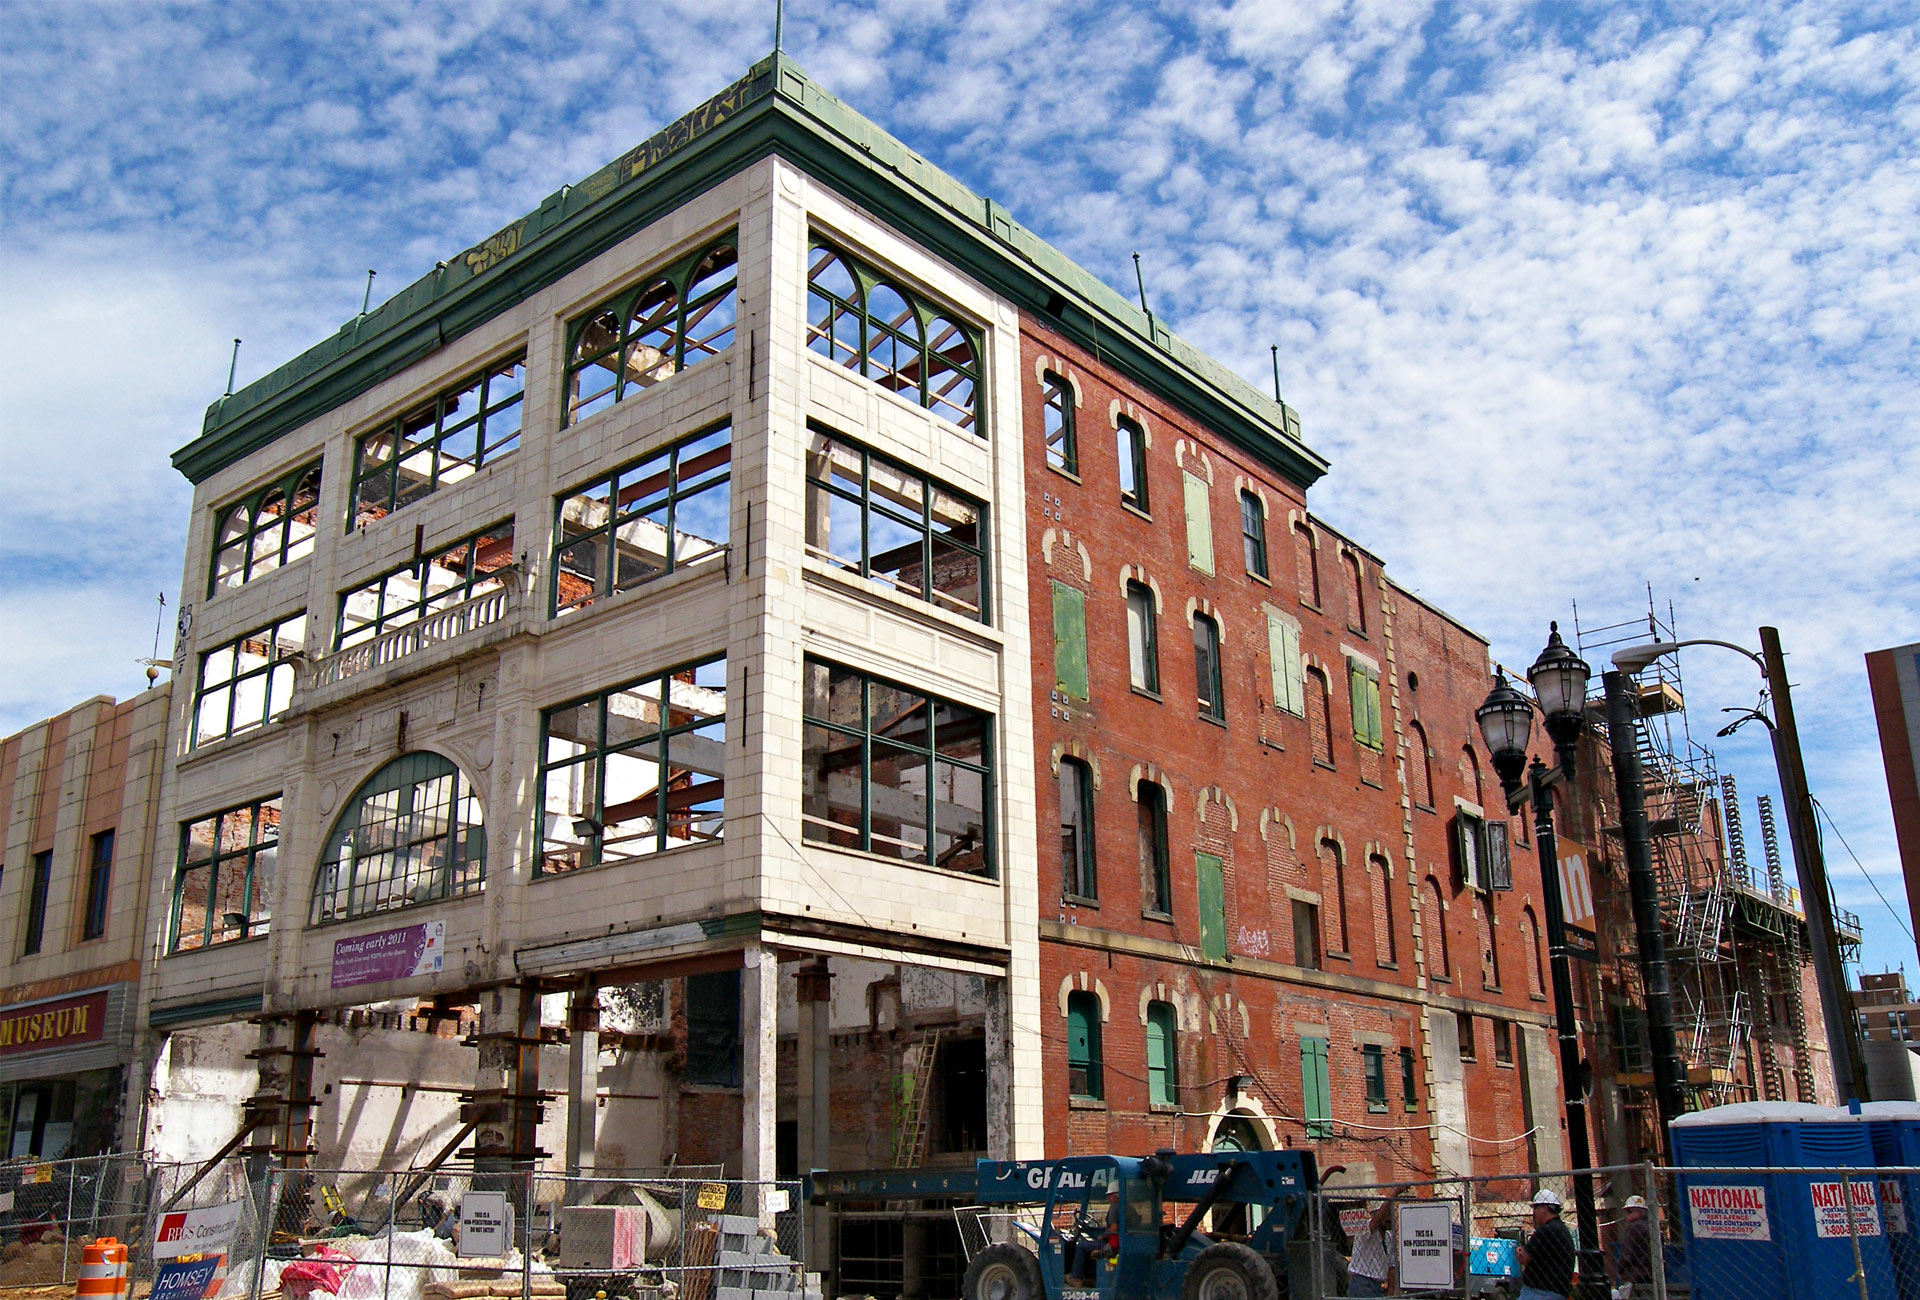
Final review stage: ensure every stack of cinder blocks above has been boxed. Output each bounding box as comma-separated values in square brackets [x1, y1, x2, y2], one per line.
[710, 1215, 820, 1300]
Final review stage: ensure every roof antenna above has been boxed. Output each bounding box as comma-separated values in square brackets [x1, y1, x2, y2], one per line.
[224, 338, 242, 397]
[1270, 344, 1284, 405]
[774, 0, 785, 51]
[360, 269, 378, 316]
[139, 592, 168, 684]
[1131, 252, 1154, 333]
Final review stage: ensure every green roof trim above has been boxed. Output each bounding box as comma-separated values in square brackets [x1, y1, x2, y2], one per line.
[175, 53, 1325, 489]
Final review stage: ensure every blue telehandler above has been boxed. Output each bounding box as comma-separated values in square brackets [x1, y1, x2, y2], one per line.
[810, 1148, 1327, 1300]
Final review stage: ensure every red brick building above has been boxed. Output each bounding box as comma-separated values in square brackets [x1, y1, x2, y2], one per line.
[1017, 322, 1566, 1187]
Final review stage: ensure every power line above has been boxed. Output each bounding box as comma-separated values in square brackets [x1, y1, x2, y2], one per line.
[1811, 796, 1914, 943]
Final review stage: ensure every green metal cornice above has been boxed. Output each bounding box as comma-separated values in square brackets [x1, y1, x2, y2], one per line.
[175, 53, 1326, 490]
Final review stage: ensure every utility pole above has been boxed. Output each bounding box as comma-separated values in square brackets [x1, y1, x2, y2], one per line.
[1602, 670, 1690, 1145]
[1760, 625, 1868, 1104]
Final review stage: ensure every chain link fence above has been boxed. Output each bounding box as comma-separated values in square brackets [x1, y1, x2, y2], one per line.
[0, 1154, 154, 1287]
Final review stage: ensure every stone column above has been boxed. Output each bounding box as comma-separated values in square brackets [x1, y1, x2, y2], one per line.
[740, 944, 779, 1193]
[472, 982, 543, 1179]
[796, 960, 833, 1269]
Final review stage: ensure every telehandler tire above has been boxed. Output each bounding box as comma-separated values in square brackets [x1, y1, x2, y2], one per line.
[1181, 1241, 1280, 1300]
[964, 1243, 1046, 1300]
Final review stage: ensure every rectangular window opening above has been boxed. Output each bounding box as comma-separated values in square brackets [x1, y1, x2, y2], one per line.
[172, 796, 280, 951]
[1042, 373, 1077, 474]
[1117, 418, 1148, 510]
[192, 612, 306, 748]
[1139, 782, 1171, 915]
[82, 830, 114, 941]
[1363, 1043, 1388, 1113]
[351, 356, 526, 529]
[538, 655, 728, 875]
[803, 428, 987, 622]
[1126, 583, 1159, 695]
[23, 851, 52, 956]
[1292, 898, 1322, 971]
[552, 424, 731, 618]
[1240, 490, 1268, 579]
[336, 522, 515, 650]
[1195, 613, 1224, 722]
[1060, 757, 1096, 900]
[801, 658, 995, 877]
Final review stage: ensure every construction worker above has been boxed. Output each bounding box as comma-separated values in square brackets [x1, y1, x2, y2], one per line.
[1611, 1194, 1654, 1298]
[1517, 1188, 1576, 1300]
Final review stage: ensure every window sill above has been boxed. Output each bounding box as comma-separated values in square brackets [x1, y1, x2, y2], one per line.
[1367, 1104, 1389, 1115]
[1495, 1059, 1516, 1070]
[1359, 776, 1383, 790]
[1377, 960, 1399, 971]
[801, 838, 1002, 887]
[1530, 993, 1548, 1003]
[1046, 463, 1082, 485]
[1141, 909, 1175, 925]
[1312, 760, 1336, 772]
[1149, 1101, 1180, 1114]
[1069, 1096, 1107, 1110]
[1483, 984, 1504, 995]
[1130, 685, 1163, 703]
[204, 555, 313, 608]
[1063, 894, 1100, 910]
[180, 717, 294, 769]
[802, 555, 1001, 645]
[535, 837, 722, 884]
[1300, 599, 1322, 614]
[1325, 950, 1352, 963]
[1198, 713, 1228, 729]
[1430, 974, 1452, 985]
[1347, 625, 1369, 639]
[1245, 570, 1271, 587]
[1259, 738, 1286, 753]
[167, 931, 270, 958]
[1120, 499, 1151, 523]
[1414, 803, 1435, 814]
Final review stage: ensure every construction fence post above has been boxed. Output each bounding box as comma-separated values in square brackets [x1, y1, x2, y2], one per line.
[1646, 1163, 1667, 1300]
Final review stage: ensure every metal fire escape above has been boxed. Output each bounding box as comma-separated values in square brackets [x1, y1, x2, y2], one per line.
[1577, 597, 1751, 1106]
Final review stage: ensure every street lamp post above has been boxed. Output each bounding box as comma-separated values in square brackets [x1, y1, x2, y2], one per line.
[1477, 623, 1608, 1299]
[1611, 627, 1869, 1106]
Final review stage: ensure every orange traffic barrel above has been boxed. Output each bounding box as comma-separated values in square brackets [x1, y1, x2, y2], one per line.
[78, 1238, 130, 1300]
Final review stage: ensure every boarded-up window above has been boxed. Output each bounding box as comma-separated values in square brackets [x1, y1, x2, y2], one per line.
[685, 971, 741, 1086]
[1424, 877, 1450, 980]
[1052, 581, 1088, 701]
[1487, 821, 1513, 890]
[1267, 613, 1304, 716]
[1294, 521, 1321, 606]
[1301, 1037, 1333, 1137]
[1183, 472, 1214, 574]
[1522, 907, 1545, 997]
[1349, 659, 1382, 750]
[1408, 721, 1435, 808]
[1197, 853, 1227, 961]
[1477, 896, 1500, 989]
[1370, 852, 1397, 965]
[1307, 668, 1334, 766]
[1321, 838, 1350, 954]
[1344, 550, 1367, 633]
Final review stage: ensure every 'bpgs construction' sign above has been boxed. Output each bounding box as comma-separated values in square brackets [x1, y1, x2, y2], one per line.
[0, 991, 109, 1057]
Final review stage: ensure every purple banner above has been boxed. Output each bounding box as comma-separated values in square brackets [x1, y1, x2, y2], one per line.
[330, 920, 445, 989]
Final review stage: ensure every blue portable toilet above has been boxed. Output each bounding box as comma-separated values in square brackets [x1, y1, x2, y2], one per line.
[1670, 1101, 1898, 1300]
[1861, 1101, 1920, 1300]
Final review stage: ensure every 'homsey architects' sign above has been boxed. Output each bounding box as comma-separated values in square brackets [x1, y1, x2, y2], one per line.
[0, 991, 109, 1058]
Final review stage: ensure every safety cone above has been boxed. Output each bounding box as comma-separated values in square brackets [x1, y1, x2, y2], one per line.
[78, 1238, 130, 1300]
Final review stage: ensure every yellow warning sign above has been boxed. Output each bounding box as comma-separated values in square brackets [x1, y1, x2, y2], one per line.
[696, 1184, 728, 1211]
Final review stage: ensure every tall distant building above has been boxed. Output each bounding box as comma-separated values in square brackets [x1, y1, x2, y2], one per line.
[1867, 641, 1920, 959]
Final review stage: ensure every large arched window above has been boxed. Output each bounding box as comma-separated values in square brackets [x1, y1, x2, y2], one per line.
[806, 241, 980, 433]
[310, 752, 486, 924]
[563, 236, 738, 425]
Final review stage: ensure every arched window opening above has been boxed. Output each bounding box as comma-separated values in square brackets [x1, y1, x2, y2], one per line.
[1343, 550, 1367, 633]
[1294, 522, 1321, 607]
[311, 752, 486, 924]
[1463, 745, 1484, 808]
[1320, 837, 1349, 955]
[1522, 906, 1545, 997]
[807, 240, 981, 433]
[564, 235, 738, 425]
[1306, 668, 1334, 766]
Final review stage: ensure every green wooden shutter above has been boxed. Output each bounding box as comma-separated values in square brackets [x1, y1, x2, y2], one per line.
[1052, 581, 1089, 701]
[1197, 854, 1227, 961]
[1146, 1004, 1176, 1105]
[1267, 614, 1304, 715]
[1183, 472, 1214, 574]
[1365, 668, 1382, 748]
[1301, 1037, 1332, 1137]
[1349, 660, 1368, 741]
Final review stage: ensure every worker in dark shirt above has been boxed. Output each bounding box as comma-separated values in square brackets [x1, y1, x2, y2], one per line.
[1611, 1194, 1654, 1296]
[1517, 1188, 1577, 1300]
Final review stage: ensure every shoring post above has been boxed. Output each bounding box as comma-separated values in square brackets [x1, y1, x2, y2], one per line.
[65, 1156, 77, 1283]
[521, 1167, 536, 1300]
[1645, 1163, 1668, 1300]
[245, 1167, 277, 1300]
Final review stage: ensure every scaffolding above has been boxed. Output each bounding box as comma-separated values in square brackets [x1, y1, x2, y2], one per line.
[1574, 594, 1774, 1108]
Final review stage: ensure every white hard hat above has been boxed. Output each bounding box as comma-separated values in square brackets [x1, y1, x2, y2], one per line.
[1624, 1196, 1648, 1211]
[1533, 1188, 1564, 1209]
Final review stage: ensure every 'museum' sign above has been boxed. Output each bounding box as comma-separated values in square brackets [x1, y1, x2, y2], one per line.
[0, 990, 109, 1058]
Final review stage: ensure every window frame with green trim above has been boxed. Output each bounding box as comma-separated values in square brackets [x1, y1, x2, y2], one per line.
[563, 234, 738, 426]
[1066, 990, 1103, 1100]
[171, 795, 280, 952]
[309, 752, 487, 925]
[349, 354, 526, 529]
[806, 239, 982, 434]
[1146, 1000, 1179, 1106]
[209, 460, 322, 596]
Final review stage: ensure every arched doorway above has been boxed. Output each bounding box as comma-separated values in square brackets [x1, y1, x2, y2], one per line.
[1210, 1114, 1268, 1235]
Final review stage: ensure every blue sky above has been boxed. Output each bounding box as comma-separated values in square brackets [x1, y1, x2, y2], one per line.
[4, 1, 1918, 975]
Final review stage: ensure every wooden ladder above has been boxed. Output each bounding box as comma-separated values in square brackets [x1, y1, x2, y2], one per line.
[891, 1027, 946, 1168]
